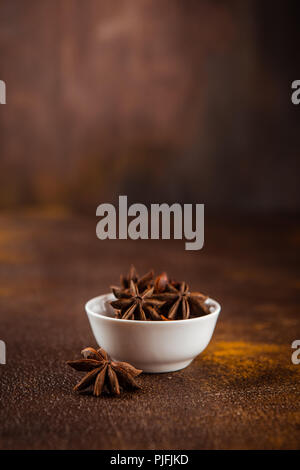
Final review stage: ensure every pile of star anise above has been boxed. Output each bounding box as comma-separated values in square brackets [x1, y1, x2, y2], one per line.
[110, 266, 209, 321]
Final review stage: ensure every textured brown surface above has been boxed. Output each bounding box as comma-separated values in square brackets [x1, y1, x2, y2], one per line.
[0, 211, 300, 449]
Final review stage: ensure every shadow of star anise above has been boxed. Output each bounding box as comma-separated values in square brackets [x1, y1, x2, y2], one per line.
[153, 281, 208, 320]
[111, 280, 165, 320]
[67, 347, 142, 396]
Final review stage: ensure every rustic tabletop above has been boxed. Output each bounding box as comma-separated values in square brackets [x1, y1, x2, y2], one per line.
[0, 211, 299, 450]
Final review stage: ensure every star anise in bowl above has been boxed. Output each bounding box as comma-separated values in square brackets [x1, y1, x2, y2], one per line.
[119, 265, 154, 293]
[153, 279, 208, 320]
[111, 280, 164, 320]
[67, 346, 142, 396]
[109, 267, 210, 321]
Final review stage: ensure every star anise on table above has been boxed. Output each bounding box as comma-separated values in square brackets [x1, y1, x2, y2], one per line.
[67, 347, 142, 396]
[153, 280, 209, 320]
[110, 280, 165, 320]
[119, 265, 153, 293]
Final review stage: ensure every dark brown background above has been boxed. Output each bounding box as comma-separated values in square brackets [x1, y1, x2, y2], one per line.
[0, 0, 300, 212]
[0, 0, 300, 451]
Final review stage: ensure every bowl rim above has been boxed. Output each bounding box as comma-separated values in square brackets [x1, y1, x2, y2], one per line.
[85, 293, 221, 325]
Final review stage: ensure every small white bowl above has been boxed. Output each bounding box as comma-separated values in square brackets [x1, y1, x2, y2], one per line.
[85, 293, 221, 373]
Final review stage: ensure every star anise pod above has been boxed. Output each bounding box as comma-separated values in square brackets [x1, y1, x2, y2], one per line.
[154, 272, 169, 293]
[67, 347, 142, 396]
[153, 281, 208, 320]
[111, 280, 165, 320]
[119, 265, 154, 293]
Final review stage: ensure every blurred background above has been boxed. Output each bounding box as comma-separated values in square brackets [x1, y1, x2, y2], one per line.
[0, 0, 299, 213]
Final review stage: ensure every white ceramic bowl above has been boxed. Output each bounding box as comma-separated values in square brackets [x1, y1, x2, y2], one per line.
[85, 293, 221, 373]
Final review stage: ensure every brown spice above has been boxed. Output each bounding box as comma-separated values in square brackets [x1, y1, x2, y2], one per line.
[111, 280, 165, 320]
[119, 265, 153, 293]
[67, 346, 142, 396]
[110, 267, 209, 321]
[153, 280, 208, 320]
